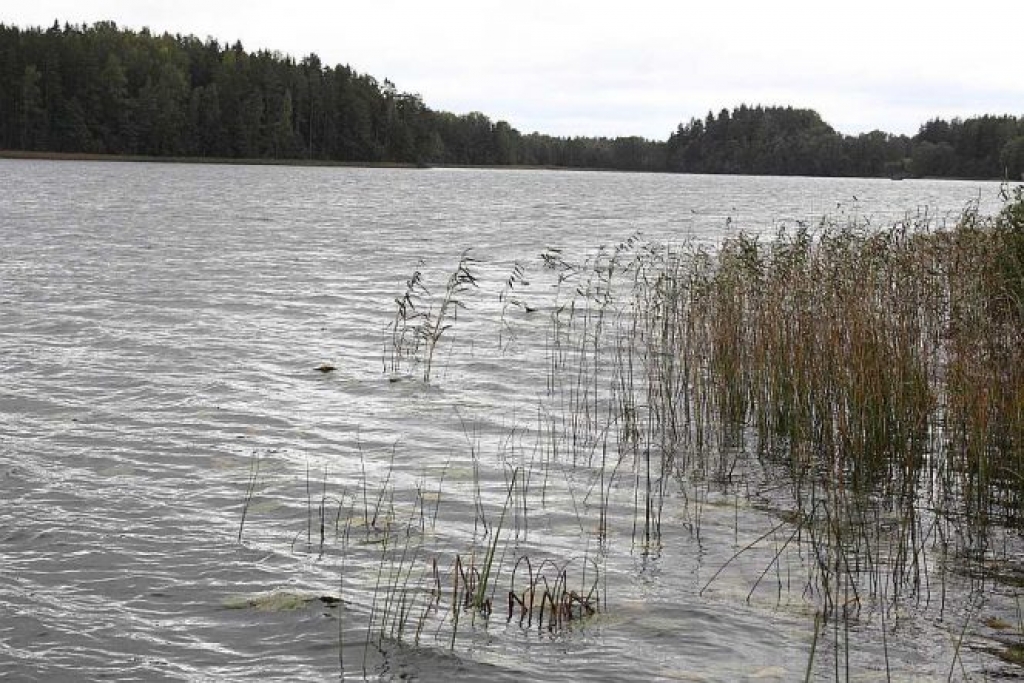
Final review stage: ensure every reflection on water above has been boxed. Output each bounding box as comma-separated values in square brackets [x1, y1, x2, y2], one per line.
[0, 160, 1015, 680]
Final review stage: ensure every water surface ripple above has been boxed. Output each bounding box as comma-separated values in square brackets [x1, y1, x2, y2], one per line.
[0, 160, 1011, 681]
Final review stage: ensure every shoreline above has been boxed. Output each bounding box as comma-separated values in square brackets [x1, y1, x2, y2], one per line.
[0, 150, 597, 173]
[0, 150, 1011, 182]
[0, 149, 422, 169]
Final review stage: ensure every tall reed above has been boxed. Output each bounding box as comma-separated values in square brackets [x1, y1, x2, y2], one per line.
[255, 189, 1024, 677]
[534, 190, 1024, 619]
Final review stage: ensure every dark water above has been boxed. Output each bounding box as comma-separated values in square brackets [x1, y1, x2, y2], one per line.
[0, 159, 1016, 681]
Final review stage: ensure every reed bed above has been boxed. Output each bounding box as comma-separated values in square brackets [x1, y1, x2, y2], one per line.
[241, 188, 1024, 678]
[528, 189, 1024, 623]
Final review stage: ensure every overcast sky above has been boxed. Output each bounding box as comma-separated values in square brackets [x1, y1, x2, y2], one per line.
[4, 1, 1023, 140]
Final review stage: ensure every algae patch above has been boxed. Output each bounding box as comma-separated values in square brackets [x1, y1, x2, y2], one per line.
[224, 591, 340, 612]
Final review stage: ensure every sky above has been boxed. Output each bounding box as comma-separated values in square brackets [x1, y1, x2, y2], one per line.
[3, 1, 1023, 141]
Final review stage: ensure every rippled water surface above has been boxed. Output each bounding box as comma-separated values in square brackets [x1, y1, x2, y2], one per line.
[0, 160, 1016, 681]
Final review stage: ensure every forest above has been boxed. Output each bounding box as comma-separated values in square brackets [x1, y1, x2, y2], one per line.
[2, 20, 1024, 179]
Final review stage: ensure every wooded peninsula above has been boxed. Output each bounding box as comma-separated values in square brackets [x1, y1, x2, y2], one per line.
[3, 21, 1023, 179]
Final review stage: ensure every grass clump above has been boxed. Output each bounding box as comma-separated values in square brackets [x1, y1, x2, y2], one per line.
[386, 250, 479, 383]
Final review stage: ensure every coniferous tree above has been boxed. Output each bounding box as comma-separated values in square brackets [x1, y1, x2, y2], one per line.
[0, 20, 1020, 178]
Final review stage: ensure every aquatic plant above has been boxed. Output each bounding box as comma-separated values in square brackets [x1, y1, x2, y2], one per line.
[245, 189, 1024, 678]
[385, 250, 479, 383]
[237, 450, 262, 543]
[522, 190, 1024, 671]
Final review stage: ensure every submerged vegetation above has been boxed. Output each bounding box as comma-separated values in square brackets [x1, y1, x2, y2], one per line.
[238, 188, 1024, 678]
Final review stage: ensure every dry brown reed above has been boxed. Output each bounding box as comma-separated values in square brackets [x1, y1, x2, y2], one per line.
[615, 193, 1023, 618]
[247, 188, 1023, 676]
[533, 189, 1024, 621]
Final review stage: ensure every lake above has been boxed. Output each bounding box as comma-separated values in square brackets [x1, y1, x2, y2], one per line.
[0, 159, 1017, 681]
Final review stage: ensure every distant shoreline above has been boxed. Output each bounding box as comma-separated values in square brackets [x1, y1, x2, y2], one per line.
[1, 150, 1012, 182]
[0, 150, 597, 173]
[0, 149, 421, 169]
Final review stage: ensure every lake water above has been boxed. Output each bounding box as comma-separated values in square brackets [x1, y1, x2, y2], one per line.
[0, 160, 1017, 681]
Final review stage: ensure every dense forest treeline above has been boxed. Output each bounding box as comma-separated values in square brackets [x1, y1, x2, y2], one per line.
[2, 21, 1024, 179]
